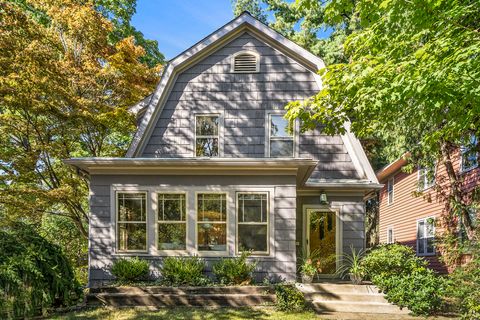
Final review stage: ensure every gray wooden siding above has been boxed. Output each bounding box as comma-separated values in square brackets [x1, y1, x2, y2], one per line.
[88, 174, 297, 286]
[140, 31, 359, 180]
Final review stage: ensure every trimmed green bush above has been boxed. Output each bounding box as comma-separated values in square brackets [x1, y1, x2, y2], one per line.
[212, 251, 256, 285]
[361, 244, 445, 315]
[111, 257, 150, 283]
[275, 283, 306, 312]
[0, 223, 81, 319]
[445, 256, 480, 319]
[160, 256, 208, 286]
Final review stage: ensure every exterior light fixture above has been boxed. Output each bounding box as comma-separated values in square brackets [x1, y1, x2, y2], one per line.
[320, 192, 328, 205]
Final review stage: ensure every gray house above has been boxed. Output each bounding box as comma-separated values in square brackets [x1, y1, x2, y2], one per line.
[66, 12, 381, 287]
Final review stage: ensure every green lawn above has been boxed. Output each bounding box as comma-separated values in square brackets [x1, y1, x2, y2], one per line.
[49, 307, 320, 320]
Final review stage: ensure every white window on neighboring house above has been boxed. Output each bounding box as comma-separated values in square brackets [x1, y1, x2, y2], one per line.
[157, 193, 187, 251]
[196, 193, 227, 252]
[461, 207, 478, 241]
[195, 115, 219, 157]
[461, 134, 478, 172]
[418, 166, 436, 191]
[268, 113, 294, 157]
[117, 192, 147, 252]
[417, 217, 435, 256]
[236, 193, 269, 254]
[387, 227, 394, 244]
[387, 177, 394, 205]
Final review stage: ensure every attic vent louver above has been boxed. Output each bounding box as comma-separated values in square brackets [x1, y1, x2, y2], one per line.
[232, 51, 259, 73]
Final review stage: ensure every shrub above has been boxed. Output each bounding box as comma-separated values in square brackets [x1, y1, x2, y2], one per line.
[212, 251, 256, 285]
[111, 257, 149, 283]
[0, 223, 81, 319]
[275, 283, 306, 311]
[445, 256, 480, 319]
[361, 244, 445, 315]
[161, 256, 208, 286]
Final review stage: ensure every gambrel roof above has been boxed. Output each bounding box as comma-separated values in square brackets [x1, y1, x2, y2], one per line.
[125, 12, 378, 185]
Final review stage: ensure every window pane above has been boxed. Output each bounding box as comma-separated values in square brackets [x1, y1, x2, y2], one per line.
[418, 239, 425, 254]
[418, 221, 425, 238]
[238, 224, 268, 252]
[198, 194, 226, 221]
[158, 194, 185, 221]
[118, 223, 146, 251]
[270, 115, 292, 137]
[197, 223, 226, 251]
[238, 194, 267, 223]
[270, 140, 293, 157]
[118, 193, 146, 221]
[426, 237, 435, 254]
[196, 116, 218, 135]
[158, 223, 186, 250]
[196, 138, 219, 157]
[426, 220, 435, 237]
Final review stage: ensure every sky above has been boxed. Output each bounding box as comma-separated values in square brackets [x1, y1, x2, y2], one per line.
[131, 0, 332, 61]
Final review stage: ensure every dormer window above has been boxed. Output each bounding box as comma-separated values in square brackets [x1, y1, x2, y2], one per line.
[232, 51, 259, 73]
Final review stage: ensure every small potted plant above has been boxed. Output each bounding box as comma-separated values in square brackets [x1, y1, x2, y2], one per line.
[339, 245, 364, 285]
[299, 258, 317, 283]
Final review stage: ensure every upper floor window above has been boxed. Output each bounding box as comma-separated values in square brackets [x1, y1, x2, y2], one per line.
[461, 134, 478, 172]
[387, 177, 394, 205]
[195, 115, 219, 157]
[417, 217, 435, 256]
[117, 192, 147, 252]
[268, 114, 294, 157]
[231, 51, 259, 73]
[387, 227, 394, 244]
[418, 166, 435, 191]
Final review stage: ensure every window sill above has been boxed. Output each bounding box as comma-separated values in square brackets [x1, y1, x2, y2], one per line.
[417, 252, 436, 257]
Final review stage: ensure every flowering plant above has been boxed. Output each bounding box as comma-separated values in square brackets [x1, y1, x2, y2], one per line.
[300, 258, 317, 276]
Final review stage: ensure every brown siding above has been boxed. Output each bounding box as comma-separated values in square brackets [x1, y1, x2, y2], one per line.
[378, 150, 479, 273]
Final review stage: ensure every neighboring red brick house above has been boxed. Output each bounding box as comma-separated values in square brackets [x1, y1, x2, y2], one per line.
[376, 137, 479, 273]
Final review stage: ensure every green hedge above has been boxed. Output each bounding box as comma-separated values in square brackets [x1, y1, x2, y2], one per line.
[212, 251, 256, 285]
[0, 223, 81, 318]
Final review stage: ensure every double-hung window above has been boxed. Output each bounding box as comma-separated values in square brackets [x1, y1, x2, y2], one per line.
[418, 166, 435, 190]
[268, 114, 294, 157]
[417, 217, 435, 256]
[197, 193, 227, 252]
[461, 134, 478, 172]
[387, 227, 394, 244]
[387, 178, 394, 205]
[157, 193, 186, 250]
[195, 115, 219, 157]
[237, 193, 269, 254]
[117, 192, 147, 252]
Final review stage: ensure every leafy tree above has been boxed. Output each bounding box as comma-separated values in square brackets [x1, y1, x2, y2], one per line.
[232, 0, 268, 23]
[285, 0, 480, 262]
[0, 0, 160, 238]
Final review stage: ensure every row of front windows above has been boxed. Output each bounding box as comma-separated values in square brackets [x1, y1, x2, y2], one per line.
[116, 192, 269, 254]
[194, 113, 294, 158]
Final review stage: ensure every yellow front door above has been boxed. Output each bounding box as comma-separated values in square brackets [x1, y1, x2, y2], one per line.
[307, 210, 337, 275]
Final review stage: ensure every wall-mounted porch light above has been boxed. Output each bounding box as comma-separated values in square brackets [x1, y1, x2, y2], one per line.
[320, 191, 328, 205]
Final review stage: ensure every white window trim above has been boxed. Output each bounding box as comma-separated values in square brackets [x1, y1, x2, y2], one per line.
[265, 110, 298, 158]
[194, 113, 224, 158]
[416, 217, 436, 256]
[387, 177, 394, 205]
[460, 144, 479, 174]
[235, 191, 270, 255]
[417, 166, 436, 191]
[156, 192, 188, 254]
[115, 191, 149, 253]
[387, 226, 395, 244]
[195, 192, 229, 256]
[231, 50, 260, 73]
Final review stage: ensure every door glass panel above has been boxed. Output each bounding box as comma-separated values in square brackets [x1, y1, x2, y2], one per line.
[309, 210, 336, 274]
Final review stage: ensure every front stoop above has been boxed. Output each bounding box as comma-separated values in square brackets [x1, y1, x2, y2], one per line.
[87, 286, 275, 307]
[297, 282, 411, 316]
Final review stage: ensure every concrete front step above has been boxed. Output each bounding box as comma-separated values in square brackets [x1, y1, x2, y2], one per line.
[312, 301, 410, 314]
[304, 292, 389, 303]
[298, 283, 381, 294]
